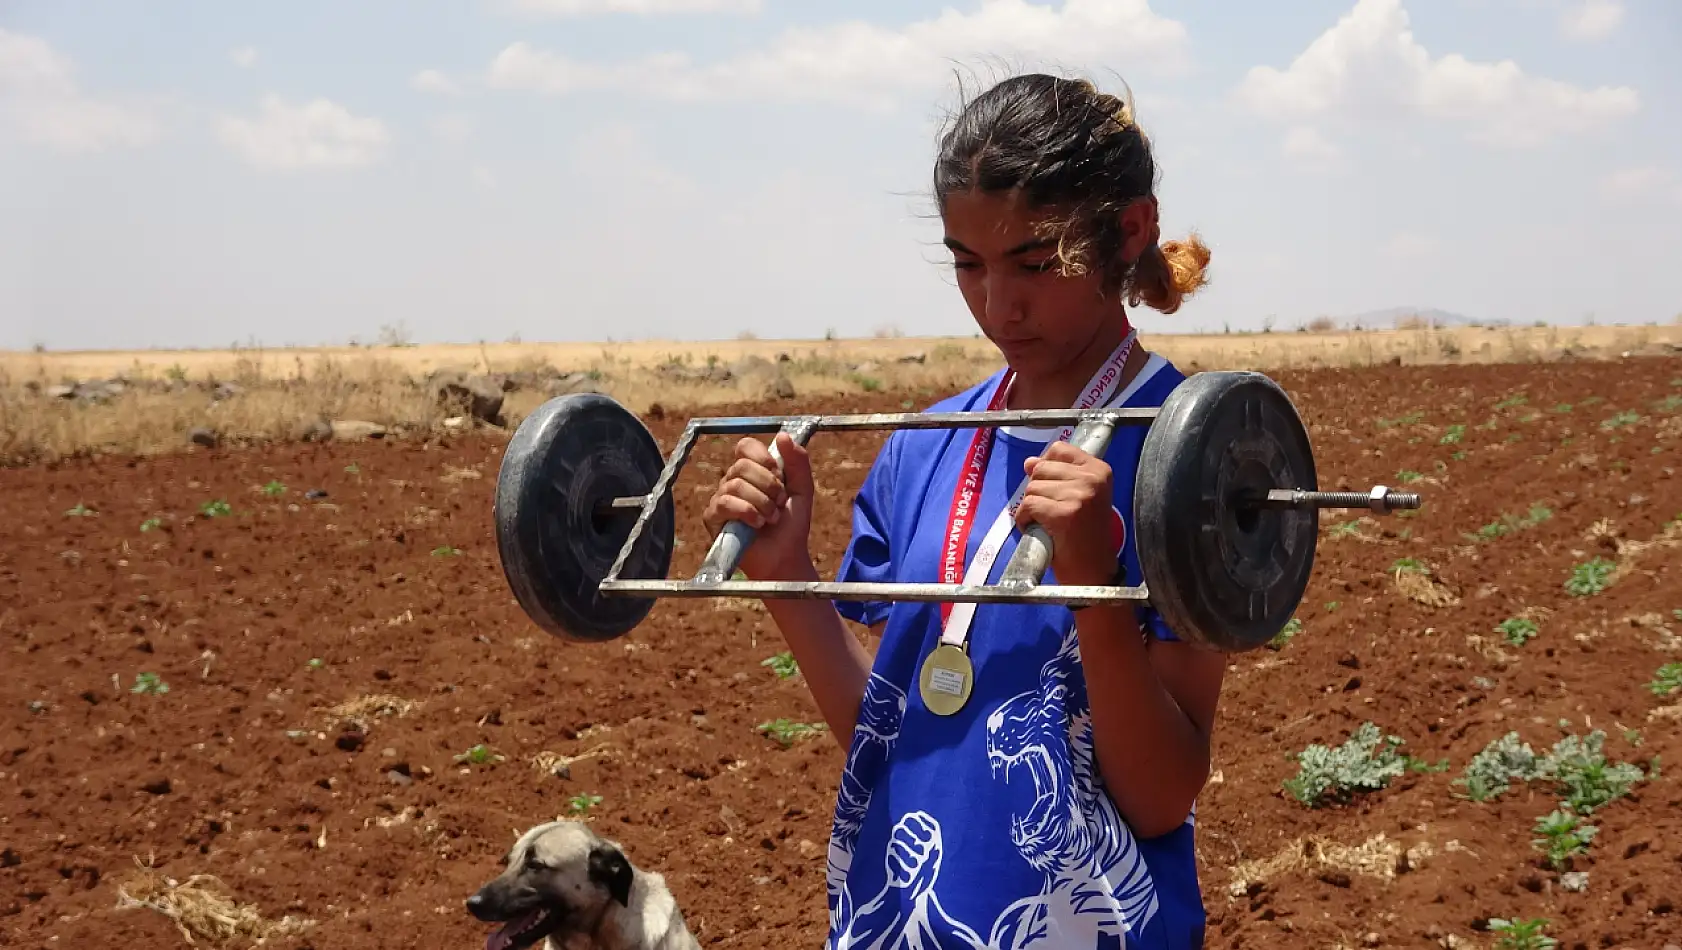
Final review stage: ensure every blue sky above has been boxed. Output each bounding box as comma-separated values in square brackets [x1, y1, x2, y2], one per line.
[2, 0, 1677, 351]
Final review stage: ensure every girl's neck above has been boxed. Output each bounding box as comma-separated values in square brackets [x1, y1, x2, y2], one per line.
[1005, 316, 1142, 410]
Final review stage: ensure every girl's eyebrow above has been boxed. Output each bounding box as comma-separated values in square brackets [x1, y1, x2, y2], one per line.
[942, 236, 1057, 256]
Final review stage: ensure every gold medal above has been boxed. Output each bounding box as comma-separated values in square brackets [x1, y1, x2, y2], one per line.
[918, 643, 975, 716]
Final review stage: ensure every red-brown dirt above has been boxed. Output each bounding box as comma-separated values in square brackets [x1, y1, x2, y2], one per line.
[4, 357, 1681, 949]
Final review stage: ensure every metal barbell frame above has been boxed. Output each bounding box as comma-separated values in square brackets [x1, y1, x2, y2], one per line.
[593, 406, 1421, 610]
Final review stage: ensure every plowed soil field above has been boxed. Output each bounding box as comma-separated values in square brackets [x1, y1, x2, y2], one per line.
[4, 357, 1681, 949]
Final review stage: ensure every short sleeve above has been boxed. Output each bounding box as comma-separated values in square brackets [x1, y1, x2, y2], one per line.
[1136, 603, 1181, 642]
[833, 433, 900, 628]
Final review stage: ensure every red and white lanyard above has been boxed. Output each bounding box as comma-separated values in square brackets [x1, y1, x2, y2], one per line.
[935, 330, 1138, 651]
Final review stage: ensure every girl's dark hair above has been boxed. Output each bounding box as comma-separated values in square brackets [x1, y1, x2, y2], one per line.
[933, 72, 1210, 314]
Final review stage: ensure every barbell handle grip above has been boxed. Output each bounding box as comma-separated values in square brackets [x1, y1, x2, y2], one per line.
[694, 418, 818, 585]
[995, 416, 1120, 590]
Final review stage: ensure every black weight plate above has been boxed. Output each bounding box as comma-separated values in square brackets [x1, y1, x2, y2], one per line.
[494, 393, 675, 642]
[1135, 371, 1317, 652]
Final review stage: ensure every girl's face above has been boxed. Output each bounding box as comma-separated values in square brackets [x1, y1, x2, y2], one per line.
[941, 189, 1150, 379]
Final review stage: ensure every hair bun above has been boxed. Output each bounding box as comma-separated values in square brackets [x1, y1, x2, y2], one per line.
[1130, 232, 1211, 315]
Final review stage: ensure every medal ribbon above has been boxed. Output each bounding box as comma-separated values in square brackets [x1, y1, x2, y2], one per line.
[935, 330, 1139, 648]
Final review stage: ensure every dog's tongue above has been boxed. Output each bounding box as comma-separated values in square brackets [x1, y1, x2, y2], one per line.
[487, 910, 544, 950]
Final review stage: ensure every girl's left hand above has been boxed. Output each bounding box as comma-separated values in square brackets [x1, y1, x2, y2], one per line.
[1016, 441, 1121, 588]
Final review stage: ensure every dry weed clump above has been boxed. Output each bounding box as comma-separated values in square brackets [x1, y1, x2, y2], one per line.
[115, 864, 314, 944]
[1391, 559, 1461, 608]
[1224, 832, 1406, 899]
[317, 693, 421, 733]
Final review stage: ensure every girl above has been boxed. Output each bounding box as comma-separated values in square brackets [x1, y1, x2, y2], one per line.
[702, 72, 1221, 950]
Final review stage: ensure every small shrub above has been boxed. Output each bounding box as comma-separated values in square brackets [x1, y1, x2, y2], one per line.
[758, 718, 825, 748]
[1545, 732, 1644, 814]
[455, 744, 503, 767]
[131, 672, 169, 695]
[1599, 410, 1640, 430]
[1467, 504, 1553, 543]
[1283, 722, 1410, 808]
[1563, 558, 1614, 597]
[1649, 662, 1682, 698]
[1457, 729, 1643, 812]
[1376, 410, 1424, 429]
[1488, 917, 1557, 950]
[1455, 732, 1544, 802]
[1267, 618, 1301, 651]
[1531, 808, 1596, 870]
[1497, 617, 1539, 646]
[761, 651, 799, 679]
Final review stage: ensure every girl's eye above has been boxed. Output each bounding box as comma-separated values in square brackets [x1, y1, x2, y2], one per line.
[952, 259, 980, 271]
[1021, 260, 1056, 273]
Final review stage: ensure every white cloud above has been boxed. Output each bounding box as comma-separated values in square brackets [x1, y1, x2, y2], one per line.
[1234, 0, 1639, 147]
[1281, 125, 1341, 169]
[0, 29, 159, 152]
[1559, 0, 1622, 40]
[411, 69, 463, 96]
[486, 0, 1190, 109]
[230, 46, 259, 68]
[1384, 231, 1438, 261]
[471, 165, 498, 190]
[499, 0, 760, 15]
[217, 96, 390, 172]
[1598, 165, 1682, 206]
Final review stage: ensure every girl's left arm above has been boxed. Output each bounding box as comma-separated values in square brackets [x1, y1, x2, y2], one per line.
[1071, 607, 1226, 839]
[1013, 439, 1228, 839]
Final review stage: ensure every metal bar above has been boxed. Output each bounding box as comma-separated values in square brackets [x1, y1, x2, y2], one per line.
[599, 577, 1150, 606]
[601, 485, 1429, 519]
[692, 416, 821, 584]
[680, 407, 1158, 434]
[602, 422, 701, 584]
[996, 415, 1122, 589]
[1250, 488, 1422, 512]
[600, 407, 1150, 587]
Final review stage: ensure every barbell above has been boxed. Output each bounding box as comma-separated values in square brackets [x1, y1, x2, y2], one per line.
[491, 370, 1420, 654]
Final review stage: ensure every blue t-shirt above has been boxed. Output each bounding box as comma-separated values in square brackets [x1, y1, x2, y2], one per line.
[824, 352, 1206, 950]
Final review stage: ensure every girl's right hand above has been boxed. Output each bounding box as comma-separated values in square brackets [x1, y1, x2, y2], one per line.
[701, 431, 816, 580]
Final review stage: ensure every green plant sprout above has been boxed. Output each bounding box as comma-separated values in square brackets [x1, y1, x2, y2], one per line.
[131, 672, 169, 695]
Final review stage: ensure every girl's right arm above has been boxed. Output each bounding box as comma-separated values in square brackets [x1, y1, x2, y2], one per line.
[701, 431, 880, 747]
[762, 573, 880, 747]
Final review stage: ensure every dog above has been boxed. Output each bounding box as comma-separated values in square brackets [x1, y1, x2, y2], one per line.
[467, 819, 701, 950]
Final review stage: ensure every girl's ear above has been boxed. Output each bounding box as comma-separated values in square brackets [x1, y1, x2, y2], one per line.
[1118, 196, 1159, 263]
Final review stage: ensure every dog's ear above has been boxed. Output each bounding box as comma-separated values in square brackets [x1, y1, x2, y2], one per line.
[587, 843, 634, 907]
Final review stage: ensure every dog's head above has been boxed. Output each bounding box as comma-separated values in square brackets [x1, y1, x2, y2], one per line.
[466, 820, 636, 950]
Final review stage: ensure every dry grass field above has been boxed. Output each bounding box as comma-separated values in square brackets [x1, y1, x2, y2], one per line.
[3, 323, 1679, 466]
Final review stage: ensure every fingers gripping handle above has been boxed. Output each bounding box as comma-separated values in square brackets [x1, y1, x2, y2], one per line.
[694, 418, 818, 585]
[996, 416, 1120, 590]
